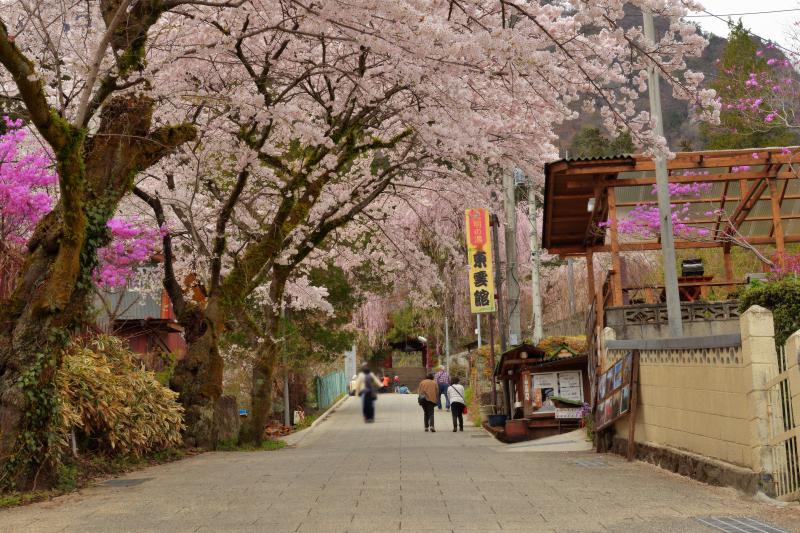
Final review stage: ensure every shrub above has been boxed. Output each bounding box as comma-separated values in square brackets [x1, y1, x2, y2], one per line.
[739, 277, 800, 347]
[57, 335, 184, 456]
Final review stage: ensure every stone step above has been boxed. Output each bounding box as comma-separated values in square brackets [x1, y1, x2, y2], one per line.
[386, 366, 427, 387]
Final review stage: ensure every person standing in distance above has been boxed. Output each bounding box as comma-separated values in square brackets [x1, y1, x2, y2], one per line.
[434, 365, 451, 411]
[418, 373, 439, 432]
[447, 377, 466, 432]
[356, 362, 382, 423]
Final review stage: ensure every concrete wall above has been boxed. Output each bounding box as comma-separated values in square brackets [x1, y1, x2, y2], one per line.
[605, 301, 741, 341]
[609, 306, 778, 474]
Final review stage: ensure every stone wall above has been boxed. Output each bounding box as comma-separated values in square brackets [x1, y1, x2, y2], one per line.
[606, 306, 778, 489]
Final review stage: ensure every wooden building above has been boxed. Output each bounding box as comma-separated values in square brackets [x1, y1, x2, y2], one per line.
[493, 344, 589, 441]
[542, 147, 800, 398]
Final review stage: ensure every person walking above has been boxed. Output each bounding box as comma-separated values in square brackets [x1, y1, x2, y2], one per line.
[434, 365, 450, 411]
[418, 373, 439, 432]
[447, 377, 466, 432]
[356, 363, 382, 423]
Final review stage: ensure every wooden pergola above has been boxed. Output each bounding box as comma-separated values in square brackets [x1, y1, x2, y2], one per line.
[542, 147, 800, 310]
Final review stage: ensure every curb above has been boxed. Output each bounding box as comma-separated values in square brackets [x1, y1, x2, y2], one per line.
[284, 394, 350, 446]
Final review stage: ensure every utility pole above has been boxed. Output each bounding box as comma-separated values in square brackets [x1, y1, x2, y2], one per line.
[488, 314, 497, 408]
[567, 258, 576, 316]
[444, 315, 450, 376]
[504, 170, 522, 346]
[476, 315, 482, 348]
[528, 182, 544, 344]
[490, 214, 507, 353]
[490, 213, 509, 415]
[282, 301, 291, 427]
[643, 10, 683, 337]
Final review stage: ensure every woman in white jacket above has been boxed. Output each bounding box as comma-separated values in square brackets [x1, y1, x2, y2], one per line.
[446, 376, 467, 432]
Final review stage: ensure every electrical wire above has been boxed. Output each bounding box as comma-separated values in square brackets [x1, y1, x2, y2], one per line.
[694, 9, 797, 55]
[685, 8, 800, 18]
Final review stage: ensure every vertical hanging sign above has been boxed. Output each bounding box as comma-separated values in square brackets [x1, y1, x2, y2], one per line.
[465, 208, 496, 314]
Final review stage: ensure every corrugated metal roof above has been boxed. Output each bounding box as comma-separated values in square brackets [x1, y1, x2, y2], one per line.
[95, 287, 163, 329]
[561, 154, 635, 162]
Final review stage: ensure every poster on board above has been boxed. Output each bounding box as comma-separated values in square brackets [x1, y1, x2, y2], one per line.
[594, 351, 638, 431]
[557, 371, 583, 402]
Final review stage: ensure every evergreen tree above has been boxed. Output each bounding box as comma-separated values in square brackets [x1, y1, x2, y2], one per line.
[702, 21, 796, 149]
[569, 126, 634, 158]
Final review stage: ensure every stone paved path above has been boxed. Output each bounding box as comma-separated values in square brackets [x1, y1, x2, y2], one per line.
[2, 394, 800, 532]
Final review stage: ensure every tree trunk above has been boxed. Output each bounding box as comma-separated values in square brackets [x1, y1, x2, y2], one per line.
[0, 96, 194, 489]
[170, 298, 227, 448]
[240, 308, 281, 445]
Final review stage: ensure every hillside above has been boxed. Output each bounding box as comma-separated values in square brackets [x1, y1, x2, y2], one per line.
[556, 8, 788, 154]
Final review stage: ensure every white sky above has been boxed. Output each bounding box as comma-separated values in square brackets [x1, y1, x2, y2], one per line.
[690, 1, 800, 50]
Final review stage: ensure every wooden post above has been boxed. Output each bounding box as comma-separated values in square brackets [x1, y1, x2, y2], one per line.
[723, 244, 734, 281]
[585, 252, 595, 300]
[627, 351, 641, 461]
[607, 187, 624, 307]
[768, 177, 786, 268]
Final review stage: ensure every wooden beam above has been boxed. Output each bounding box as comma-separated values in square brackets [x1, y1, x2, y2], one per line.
[770, 178, 791, 238]
[603, 168, 780, 188]
[714, 179, 731, 238]
[549, 233, 800, 256]
[607, 187, 624, 307]
[586, 252, 595, 299]
[768, 177, 786, 265]
[730, 178, 769, 229]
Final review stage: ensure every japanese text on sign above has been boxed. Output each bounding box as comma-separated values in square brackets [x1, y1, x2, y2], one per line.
[465, 208, 496, 314]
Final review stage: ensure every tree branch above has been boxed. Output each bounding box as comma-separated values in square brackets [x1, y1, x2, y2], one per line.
[0, 17, 67, 149]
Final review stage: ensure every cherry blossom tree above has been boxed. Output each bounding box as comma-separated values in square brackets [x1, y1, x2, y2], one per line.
[0, 0, 719, 467]
[127, 0, 718, 445]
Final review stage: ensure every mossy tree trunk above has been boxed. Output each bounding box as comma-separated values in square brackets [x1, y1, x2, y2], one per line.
[0, 6, 195, 488]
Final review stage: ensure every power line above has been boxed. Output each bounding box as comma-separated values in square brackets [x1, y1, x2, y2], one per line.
[695, 9, 797, 55]
[686, 8, 800, 18]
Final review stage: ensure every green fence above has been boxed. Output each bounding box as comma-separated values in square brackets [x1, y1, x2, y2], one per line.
[315, 369, 347, 410]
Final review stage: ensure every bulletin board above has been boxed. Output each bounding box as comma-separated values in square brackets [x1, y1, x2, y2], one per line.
[594, 350, 638, 432]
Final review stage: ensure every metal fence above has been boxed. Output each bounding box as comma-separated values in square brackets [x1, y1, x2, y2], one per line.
[315, 369, 347, 410]
[766, 346, 800, 501]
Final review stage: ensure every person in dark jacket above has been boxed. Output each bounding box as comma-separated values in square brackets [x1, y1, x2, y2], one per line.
[356, 363, 382, 423]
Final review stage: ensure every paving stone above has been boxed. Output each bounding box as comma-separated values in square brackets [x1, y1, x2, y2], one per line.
[1, 395, 800, 533]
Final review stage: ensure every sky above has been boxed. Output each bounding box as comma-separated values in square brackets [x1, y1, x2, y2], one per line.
[690, 1, 800, 50]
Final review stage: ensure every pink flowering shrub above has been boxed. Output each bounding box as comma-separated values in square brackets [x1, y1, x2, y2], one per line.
[601, 181, 714, 239]
[0, 117, 162, 290]
[94, 218, 166, 288]
[0, 117, 57, 245]
[771, 252, 800, 279]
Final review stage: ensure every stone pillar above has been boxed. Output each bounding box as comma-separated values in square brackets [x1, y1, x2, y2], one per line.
[600, 327, 616, 374]
[739, 305, 779, 474]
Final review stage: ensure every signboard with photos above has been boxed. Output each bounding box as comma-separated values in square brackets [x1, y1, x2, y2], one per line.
[531, 371, 583, 413]
[465, 208, 496, 314]
[595, 350, 638, 431]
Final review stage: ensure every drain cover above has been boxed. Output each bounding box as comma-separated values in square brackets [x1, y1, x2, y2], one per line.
[102, 478, 151, 488]
[569, 458, 609, 468]
[697, 517, 791, 533]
